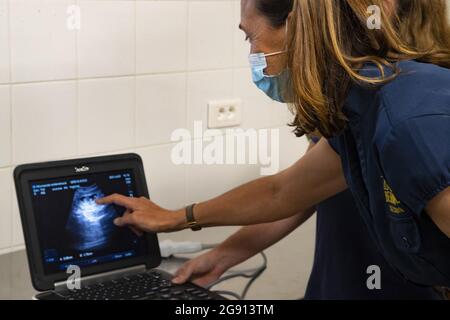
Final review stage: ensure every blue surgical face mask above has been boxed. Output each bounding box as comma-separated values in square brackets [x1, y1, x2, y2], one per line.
[249, 51, 289, 103]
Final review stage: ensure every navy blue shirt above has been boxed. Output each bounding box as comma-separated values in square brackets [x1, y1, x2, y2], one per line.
[328, 60, 450, 287]
[304, 189, 440, 300]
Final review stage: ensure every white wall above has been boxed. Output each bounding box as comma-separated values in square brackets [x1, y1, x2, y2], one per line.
[0, 0, 314, 299]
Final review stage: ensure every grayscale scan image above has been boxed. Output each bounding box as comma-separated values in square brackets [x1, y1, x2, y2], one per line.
[65, 185, 119, 251]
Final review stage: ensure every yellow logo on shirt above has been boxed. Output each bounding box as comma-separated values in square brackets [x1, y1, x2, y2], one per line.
[383, 180, 405, 214]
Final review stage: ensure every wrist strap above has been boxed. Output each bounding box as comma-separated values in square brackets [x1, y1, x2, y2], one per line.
[186, 204, 202, 231]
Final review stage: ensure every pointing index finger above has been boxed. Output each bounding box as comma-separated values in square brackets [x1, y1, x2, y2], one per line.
[96, 193, 138, 210]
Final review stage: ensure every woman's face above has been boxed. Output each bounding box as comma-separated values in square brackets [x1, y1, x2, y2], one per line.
[240, 0, 288, 75]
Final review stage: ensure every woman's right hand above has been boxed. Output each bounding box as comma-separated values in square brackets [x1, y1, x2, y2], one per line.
[171, 248, 246, 287]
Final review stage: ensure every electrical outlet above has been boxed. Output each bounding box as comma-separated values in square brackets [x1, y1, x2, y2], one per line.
[207, 99, 242, 129]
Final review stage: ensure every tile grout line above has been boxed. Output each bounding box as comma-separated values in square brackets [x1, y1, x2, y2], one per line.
[75, 0, 80, 157]
[4, 66, 251, 87]
[7, 0, 14, 249]
[184, 0, 190, 205]
[134, 0, 138, 149]
[7, 0, 12, 167]
[0, 122, 289, 171]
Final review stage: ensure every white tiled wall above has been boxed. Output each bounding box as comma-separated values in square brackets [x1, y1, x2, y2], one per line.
[136, 73, 186, 146]
[1, 0, 449, 299]
[0, 0, 312, 296]
[78, 1, 135, 78]
[0, 168, 12, 251]
[0, 85, 10, 166]
[0, 1, 10, 84]
[12, 81, 78, 164]
[78, 77, 135, 154]
[188, 1, 233, 70]
[136, 1, 187, 74]
[10, 0, 77, 83]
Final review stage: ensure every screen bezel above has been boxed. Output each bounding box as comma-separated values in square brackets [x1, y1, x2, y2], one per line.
[14, 153, 161, 291]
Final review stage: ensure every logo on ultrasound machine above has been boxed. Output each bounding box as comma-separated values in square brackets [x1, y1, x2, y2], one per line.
[74, 166, 90, 173]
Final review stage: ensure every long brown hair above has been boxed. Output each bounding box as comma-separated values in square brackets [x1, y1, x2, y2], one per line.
[286, 0, 450, 138]
[398, 0, 450, 53]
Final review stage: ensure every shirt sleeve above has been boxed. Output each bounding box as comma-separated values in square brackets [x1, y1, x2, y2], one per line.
[379, 115, 450, 215]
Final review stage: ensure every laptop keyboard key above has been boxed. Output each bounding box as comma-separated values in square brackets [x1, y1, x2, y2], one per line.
[61, 271, 220, 300]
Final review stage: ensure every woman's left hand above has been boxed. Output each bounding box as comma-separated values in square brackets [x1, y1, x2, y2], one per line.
[96, 194, 186, 233]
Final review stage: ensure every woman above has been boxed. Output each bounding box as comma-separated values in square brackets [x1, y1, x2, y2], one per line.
[97, 0, 450, 290]
[164, 0, 448, 300]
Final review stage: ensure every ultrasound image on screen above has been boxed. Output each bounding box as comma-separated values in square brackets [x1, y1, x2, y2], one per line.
[66, 184, 119, 251]
[30, 170, 147, 275]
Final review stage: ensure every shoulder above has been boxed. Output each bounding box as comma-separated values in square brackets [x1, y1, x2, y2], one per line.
[373, 61, 450, 148]
[379, 60, 450, 126]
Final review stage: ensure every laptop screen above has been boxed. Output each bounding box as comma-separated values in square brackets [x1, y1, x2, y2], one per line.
[29, 170, 148, 275]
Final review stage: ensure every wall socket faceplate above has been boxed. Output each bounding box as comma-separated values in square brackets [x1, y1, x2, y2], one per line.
[207, 99, 242, 129]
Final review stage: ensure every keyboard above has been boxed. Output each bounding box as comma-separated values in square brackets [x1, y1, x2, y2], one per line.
[57, 270, 223, 300]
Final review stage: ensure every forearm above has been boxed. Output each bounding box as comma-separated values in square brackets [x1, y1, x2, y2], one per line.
[102, 140, 346, 233]
[426, 186, 450, 237]
[214, 208, 316, 269]
[191, 175, 289, 228]
[176, 139, 347, 230]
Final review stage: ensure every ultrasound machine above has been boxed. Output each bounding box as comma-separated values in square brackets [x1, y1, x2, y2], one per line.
[14, 153, 224, 300]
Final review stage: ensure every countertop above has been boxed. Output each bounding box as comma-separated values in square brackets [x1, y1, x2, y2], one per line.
[0, 249, 191, 300]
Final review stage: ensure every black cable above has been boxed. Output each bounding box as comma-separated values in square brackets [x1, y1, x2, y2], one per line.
[207, 252, 268, 300]
[211, 290, 242, 300]
[241, 252, 267, 299]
